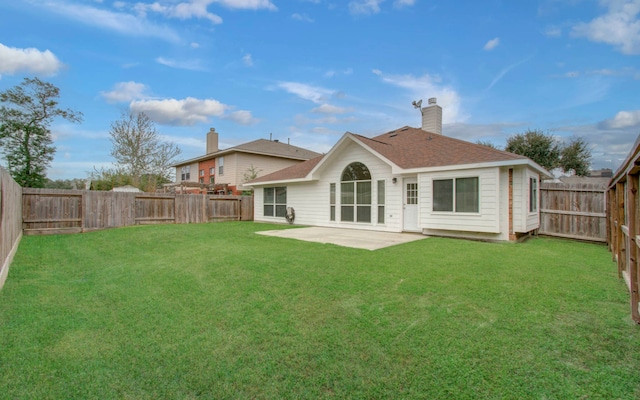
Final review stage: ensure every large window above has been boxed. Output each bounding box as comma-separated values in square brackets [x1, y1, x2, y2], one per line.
[218, 157, 224, 175]
[377, 180, 385, 224]
[529, 177, 538, 212]
[341, 162, 371, 223]
[433, 177, 479, 213]
[264, 187, 287, 217]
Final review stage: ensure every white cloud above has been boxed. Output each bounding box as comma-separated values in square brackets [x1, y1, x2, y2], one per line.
[130, 97, 229, 126]
[292, 13, 314, 22]
[393, 0, 415, 7]
[486, 56, 533, 91]
[100, 81, 151, 103]
[571, 0, 640, 55]
[349, 0, 383, 15]
[483, 37, 500, 50]
[277, 82, 335, 104]
[133, 1, 223, 24]
[242, 53, 253, 66]
[212, 0, 277, 10]
[0, 43, 64, 76]
[602, 110, 640, 128]
[311, 104, 351, 114]
[373, 70, 465, 124]
[224, 110, 259, 125]
[324, 68, 353, 78]
[544, 26, 562, 37]
[156, 57, 206, 71]
[40, 1, 180, 42]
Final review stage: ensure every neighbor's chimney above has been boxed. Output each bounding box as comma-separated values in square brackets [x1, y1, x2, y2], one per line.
[206, 127, 219, 154]
[421, 97, 442, 135]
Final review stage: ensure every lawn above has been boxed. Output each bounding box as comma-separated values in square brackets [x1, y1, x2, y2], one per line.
[1, 222, 639, 399]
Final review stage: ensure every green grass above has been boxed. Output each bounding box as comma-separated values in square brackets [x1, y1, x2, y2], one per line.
[1, 222, 639, 399]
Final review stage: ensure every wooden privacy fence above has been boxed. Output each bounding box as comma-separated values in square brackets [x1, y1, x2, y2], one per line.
[607, 134, 640, 324]
[0, 167, 23, 290]
[539, 182, 607, 242]
[22, 189, 254, 235]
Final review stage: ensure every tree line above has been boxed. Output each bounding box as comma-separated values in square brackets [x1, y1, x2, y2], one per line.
[1, 77, 593, 191]
[0, 77, 181, 190]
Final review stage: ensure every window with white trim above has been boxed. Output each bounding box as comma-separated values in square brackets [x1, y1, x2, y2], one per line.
[329, 183, 336, 221]
[180, 166, 190, 181]
[340, 162, 371, 223]
[433, 177, 479, 213]
[218, 157, 224, 175]
[264, 187, 287, 218]
[377, 180, 385, 224]
[529, 177, 538, 212]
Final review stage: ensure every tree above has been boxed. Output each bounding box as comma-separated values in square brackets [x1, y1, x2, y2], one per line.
[475, 140, 499, 150]
[505, 129, 561, 171]
[559, 136, 591, 176]
[45, 178, 88, 190]
[109, 111, 181, 190]
[0, 77, 82, 187]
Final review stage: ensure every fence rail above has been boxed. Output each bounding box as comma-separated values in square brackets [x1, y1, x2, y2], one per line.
[22, 189, 253, 235]
[0, 168, 23, 290]
[539, 182, 607, 242]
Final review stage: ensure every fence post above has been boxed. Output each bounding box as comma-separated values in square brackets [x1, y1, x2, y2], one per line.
[628, 174, 639, 323]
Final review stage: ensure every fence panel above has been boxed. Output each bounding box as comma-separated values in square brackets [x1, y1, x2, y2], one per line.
[540, 182, 607, 242]
[21, 189, 253, 234]
[135, 195, 176, 225]
[22, 189, 83, 234]
[0, 168, 23, 290]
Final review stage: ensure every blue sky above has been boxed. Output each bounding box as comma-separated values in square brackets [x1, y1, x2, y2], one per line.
[0, 0, 638, 180]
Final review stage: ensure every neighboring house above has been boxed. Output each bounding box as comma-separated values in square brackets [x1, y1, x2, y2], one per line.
[170, 128, 322, 194]
[248, 100, 551, 242]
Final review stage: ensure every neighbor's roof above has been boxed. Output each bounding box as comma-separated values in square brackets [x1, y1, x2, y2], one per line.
[172, 139, 322, 167]
[249, 126, 546, 184]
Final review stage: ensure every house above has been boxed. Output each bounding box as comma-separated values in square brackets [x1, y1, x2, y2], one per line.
[170, 128, 322, 194]
[247, 100, 551, 242]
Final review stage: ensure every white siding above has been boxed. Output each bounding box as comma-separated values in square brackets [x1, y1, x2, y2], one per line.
[419, 167, 501, 234]
[174, 162, 199, 183]
[524, 168, 540, 232]
[512, 167, 524, 231]
[255, 141, 403, 232]
[510, 166, 540, 233]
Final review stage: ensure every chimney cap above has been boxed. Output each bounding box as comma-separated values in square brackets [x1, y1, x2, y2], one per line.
[428, 98, 437, 105]
[209, 127, 216, 132]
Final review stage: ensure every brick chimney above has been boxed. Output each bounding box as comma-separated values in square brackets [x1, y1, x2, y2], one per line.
[206, 127, 219, 154]
[421, 98, 442, 135]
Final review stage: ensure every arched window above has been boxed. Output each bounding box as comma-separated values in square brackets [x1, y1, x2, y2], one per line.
[340, 162, 371, 223]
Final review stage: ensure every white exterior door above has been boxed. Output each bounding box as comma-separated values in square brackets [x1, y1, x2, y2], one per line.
[403, 178, 419, 231]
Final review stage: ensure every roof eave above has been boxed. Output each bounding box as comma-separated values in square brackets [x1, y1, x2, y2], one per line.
[244, 176, 317, 187]
[396, 159, 552, 178]
[171, 148, 316, 167]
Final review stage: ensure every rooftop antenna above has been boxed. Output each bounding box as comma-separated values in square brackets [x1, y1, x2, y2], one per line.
[412, 99, 422, 110]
